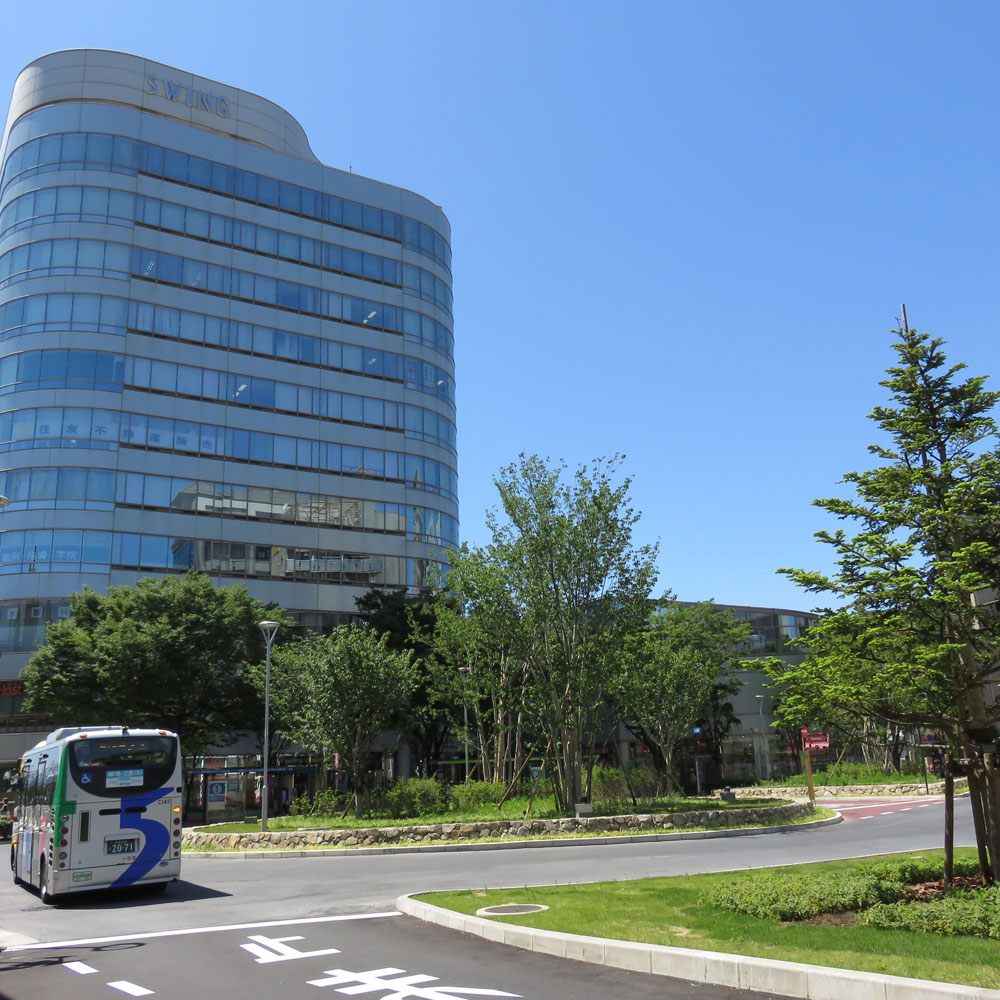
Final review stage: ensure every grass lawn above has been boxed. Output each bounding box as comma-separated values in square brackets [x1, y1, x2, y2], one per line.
[194, 795, 790, 834]
[415, 850, 999, 990]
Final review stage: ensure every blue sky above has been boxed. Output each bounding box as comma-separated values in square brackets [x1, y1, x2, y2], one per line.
[2, 2, 997, 610]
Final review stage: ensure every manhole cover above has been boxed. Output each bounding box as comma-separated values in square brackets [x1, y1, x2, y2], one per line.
[476, 903, 550, 916]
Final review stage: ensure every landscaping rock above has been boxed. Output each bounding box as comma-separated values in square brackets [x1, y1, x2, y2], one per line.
[182, 800, 814, 851]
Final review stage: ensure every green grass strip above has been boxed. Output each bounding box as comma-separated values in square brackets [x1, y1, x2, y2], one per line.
[415, 850, 999, 990]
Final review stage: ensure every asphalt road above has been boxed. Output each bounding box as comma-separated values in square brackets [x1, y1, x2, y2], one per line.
[0, 796, 977, 1000]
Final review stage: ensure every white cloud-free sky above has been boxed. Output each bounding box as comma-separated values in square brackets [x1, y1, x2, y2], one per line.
[2, 1, 997, 609]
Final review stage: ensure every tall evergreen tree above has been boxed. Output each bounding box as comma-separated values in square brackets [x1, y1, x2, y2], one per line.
[774, 325, 1000, 880]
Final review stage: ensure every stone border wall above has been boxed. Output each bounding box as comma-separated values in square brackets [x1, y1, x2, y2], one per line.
[728, 779, 965, 798]
[183, 801, 813, 851]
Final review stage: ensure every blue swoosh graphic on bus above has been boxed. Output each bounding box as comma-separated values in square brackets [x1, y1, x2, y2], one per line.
[111, 785, 172, 887]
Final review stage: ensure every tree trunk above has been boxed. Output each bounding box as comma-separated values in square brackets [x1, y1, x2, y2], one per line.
[965, 757, 994, 883]
[982, 753, 1000, 885]
[982, 754, 1000, 886]
[612, 735, 639, 809]
[662, 746, 677, 796]
[557, 723, 582, 810]
[944, 758, 954, 886]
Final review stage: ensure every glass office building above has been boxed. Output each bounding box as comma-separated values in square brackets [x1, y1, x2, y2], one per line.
[0, 50, 457, 684]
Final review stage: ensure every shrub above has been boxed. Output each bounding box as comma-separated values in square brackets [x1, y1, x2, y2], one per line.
[707, 858, 984, 922]
[383, 778, 449, 819]
[0, 817, 10, 840]
[706, 871, 899, 920]
[450, 781, 506, 812]
[762, 762, 932, 788]
[289, 788, 343, 817]
[857, 857, 980, 884]
[859, 887, 1000, 938]
[590, 766, 627, 803]
[591, 764, 665, 804]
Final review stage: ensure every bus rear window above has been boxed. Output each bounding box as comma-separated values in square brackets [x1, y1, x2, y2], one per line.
[68, 737, 177, 798]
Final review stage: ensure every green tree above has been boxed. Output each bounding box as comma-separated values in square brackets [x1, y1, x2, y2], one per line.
[355, 587, 456, 777]
[696, 676, 745, 786]
[427, 543, 532, 784]
[775, 325, 1000, 880]
[21, 571, 279, 756]
[616, 601, 750, 793]
[263, 625, 417, 817]
[447, 454, 659, 810]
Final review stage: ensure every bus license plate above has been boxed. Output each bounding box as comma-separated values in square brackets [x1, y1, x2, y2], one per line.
[106, 837, 139, 855]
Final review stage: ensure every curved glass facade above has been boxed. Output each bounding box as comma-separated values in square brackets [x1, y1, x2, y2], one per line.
[0, 49, 457, 665]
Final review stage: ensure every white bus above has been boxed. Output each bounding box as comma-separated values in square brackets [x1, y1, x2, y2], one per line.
[10, 726, 183, 903]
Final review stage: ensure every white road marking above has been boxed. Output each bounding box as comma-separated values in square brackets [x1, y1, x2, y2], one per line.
[830, 797, 939, 812]
[306, 966, 520, 998]
[107, 982, 154, 997]
[900, 807, 913, 811]
[880, 811, 894, 815]
[63, 961, 98, 974]
[6, 911, 401, 952]
[241, 933, 343, 963]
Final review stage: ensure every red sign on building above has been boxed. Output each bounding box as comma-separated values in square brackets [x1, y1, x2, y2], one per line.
[0, 679, 24, 697]
[801, 729, 830, 750]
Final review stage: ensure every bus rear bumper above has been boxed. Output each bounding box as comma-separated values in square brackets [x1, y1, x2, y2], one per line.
[52, 859, 182, 895]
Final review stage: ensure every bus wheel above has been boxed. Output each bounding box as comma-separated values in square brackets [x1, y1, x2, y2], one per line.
[10, 845, 23, 886]
[38, 858, 58, 905]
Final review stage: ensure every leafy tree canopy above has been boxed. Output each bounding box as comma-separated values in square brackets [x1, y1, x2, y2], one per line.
[355, 587, 457, 775]
[262, 625, 417, 816]
[438, 454, 659, 809]
[616, 600, 751, 792]
[21, 571, 281, 756]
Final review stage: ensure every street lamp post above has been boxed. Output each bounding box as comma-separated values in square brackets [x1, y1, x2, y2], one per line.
[755, 694, 772, 781]
[459, 666, 471, 781]
[259, 620, 280, 832]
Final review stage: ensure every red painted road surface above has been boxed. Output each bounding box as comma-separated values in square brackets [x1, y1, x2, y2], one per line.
[821, 795, 945, 820]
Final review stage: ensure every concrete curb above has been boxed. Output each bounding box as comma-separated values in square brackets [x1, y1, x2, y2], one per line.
[180, 811, 842, 859]
[396, 893, 1000, 1000]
